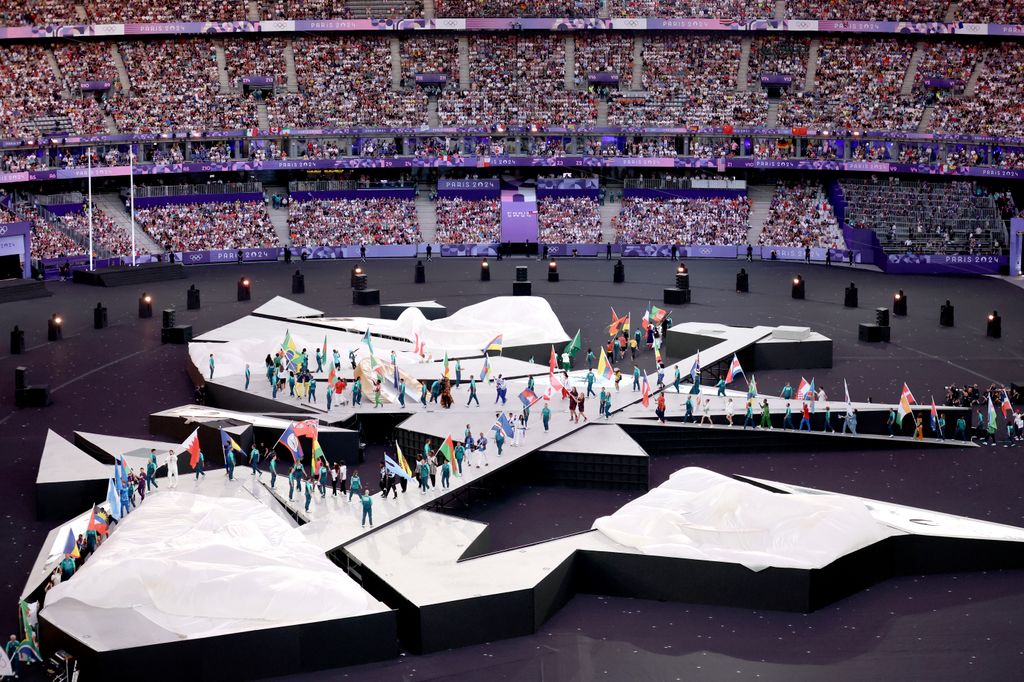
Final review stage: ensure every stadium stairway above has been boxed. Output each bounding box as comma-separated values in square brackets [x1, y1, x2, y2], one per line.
[284, 42, 299, 93]
[774, 0, 786, 20]
[945, 2, 959, 21]
[964, 59, 984, 96]
[917, 106, 935, 133]
[93, 193, 162, 255]
[111, 45, 132, 94]
[600, 195, 621, 245]
[423, 0, 435, 18]
[745, 185, 776, 245]
[427, 100, 439, 127]
[44, 48, 71, 100]
[215, 45, 232, 94]
[247, 0, 260, 21]
[901, 42, 925, 96]
[74, 3, 87, 20]
[390, 38, 401, 90]
[737, 38, 751, 92]
[564, 36, 574, 90]
[264, 185, 292, 246]
[458, 36, 470, 89]
[416, 191, 437, 243]
[631, 36, 644, 90]
[765, 101, 779, 128]
[804, 40, 820, 91]
[257, 103, 270, 129]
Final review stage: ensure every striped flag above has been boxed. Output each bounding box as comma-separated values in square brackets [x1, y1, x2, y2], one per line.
[727, 354, 744, 383]
[483, 334, 503, 354]
[641, 369, 651, 407]
[930, 396, 940, 431]
[747, 375, 758, 399]
[896, 383, 916, 425]
[1001, 389, 1013, 417]
[480, 354, 491, 381]
[597, 347, 613, 380]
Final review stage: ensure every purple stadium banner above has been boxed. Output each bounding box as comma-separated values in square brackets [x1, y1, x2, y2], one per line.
[290, 188, 415, 201]
[39, 203, 83, 217]
[545, 244, 608, 257]
[242, 75, 274, 86]
[588, 72, 619, 84]
[415, 73, 448, 84]
[0, 221, 32, 278]
[537, 177, 600, 200]
[623, 188, 746, 200]
[437, 178, 500, 199]
[133, 191, 263, 208]
[38, 255, 121, 280]
[1011, 218, 1023, 277]
[439, 244, 498, 257]
[500, 185, 539, 243]
[80, 80, 112, 91]
[922, 77, 960, 89]
[760, 74, 794, 86]
[883, 253, 1007, 275]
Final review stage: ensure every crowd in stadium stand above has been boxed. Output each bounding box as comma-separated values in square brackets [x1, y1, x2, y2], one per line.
[914, 42, 979, 98]
[842, 177, 1005, 255]
[435, 0, 598, 16]
[780, 38, 921, 132]
[114, 40, 258, 133]
[0, 44, 108, 138]
[614, 197, 751, 245]
[608, 36, 766, 127]
[264, 0, 421, 19]
[52, 41, 120, 97]
[86, 0, 244, 23]
[287, 198, 420, 246]
[0, 0, 77, 25]
[58, 207, 139, 257]
[295, 140, 344, 159]
[538, 197, 602, 244]
[435, 198, 501, 243]
[400, 36, 460, 87]
[957, 2, 1024, 24]
[758, 182, 842, 248]
[438, 36, 595, 128]
[271, 37, 426, 128]
[747, 37, 810, 90]
[223, 37, 287, 89]
[135, 201, 279, 251]
[945, 383, 1022, 410]
[609, 0, 772, 19]
[23, 206, 85, 259]
[573, 34, 634, 91]
[785, 0, 949, 21]
[928, 45, 1023, 137]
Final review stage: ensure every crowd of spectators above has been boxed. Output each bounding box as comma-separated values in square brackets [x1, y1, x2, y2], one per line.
[538, 197, 602, 244]
[85, 0, 245, 23]
[608, 0, 772, 19]
[572, 34, 634, 92]
[271, 37, 426, 128]
[287, 197, 420, 246]
[0, 0, 77, 25]
[24, 205, 86, 259]
[614, 196, 751, 245]
[0, 44, 107, 138]
[400, 36, 459, 88]
[957, 1, 1024, 24]
[435, 197, 500, 243]
[135, 200, 279, 251]
[435, 0, 598, 16]
[914, 42, 978, 97]
[608, 36, 766, 127]
[785, 0, 949, 21]
[438, 36, 595, 128]
[115, 40, 258, 133]
[758, 181, 842, 248]
[223, 37, 287, 90]
[928, 44, 1023, 137]
[747, 37, 809, 90]
[779, 38, 921, 132]
[264, 0, 421, 19]
[52, 41, 119, 95]
[945, 383, 1021, 410]
[58, 206, 140, 257]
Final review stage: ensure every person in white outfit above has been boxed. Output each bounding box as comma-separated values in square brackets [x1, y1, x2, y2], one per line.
[166, 449, 178, 488]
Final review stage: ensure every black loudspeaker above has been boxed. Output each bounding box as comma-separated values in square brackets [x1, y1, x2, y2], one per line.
[893, 290, 907, 316]
[515, 266, 528, 282]
[162, 309, 176, 329]
[547, 261, 559, 282]
[613, 260, 625, 283]
[161, 325, 192, 344]
[480, 261, 490, 281]
[791, 275, 805, 299]
[237, 278, 251, 301]
[844, 284, 858, 308]
[987, 311, 1001, 339]
[94, 303, 108, 329]
[47, 315, 62, 341]
[415, 261, 426, 284]
[875, 307, 890, 327]
[735, 270, 748, 293]
[664, 288, 690, 305]
[513, 281, 532, 296]
[15, 367, 52, 407]
[939, 301, 954, 327]
[15, 367, 26, 390]
[187, 285, 201, 310]
[352, 274, 368, 291]
[138, 295, 153, 318]
[292, 270, 305, 294]
[10, 326, 25, 354]
[858, 323, 891, 343]
[353, 289, 380, 305]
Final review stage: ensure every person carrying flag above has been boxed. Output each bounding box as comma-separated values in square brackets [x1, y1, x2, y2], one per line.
[245, 363, 251, 390]
[799, 402, 812, 431]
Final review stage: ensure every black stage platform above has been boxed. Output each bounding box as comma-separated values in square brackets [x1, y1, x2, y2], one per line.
[0, 278, 50, 303]
[72, 262, 186, 287]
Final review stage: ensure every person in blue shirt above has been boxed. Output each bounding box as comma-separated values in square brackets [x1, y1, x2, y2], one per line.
[454, 441, 465, 476]
[269, 452, 278, 488]
[673, 366, 681, 393]
[398, 379, 407, 407]
[782, 403, 795, 430]
[656, 364, 665, 390]
[348, 349, 357, 369]
[360, 490, 373, 527]
[586, 370, 596, 397]
[304, 477, 313, 512]
[685, 396, 694, 422]
[244, 363, 251, 390]
[146, 452, 158, 491]
[716, 378, 727, 397]
[495, 375, 507, 404]
[494, 426, 505, 456]
[887, 408, 897, 437]
[224, 445, 236, 480]
[743, 399, 755, 429]
[326, 384, 333, 410]
[604, 391, 612, 419]
[288, 371, 296, 397]
[780, 382, 793, 399]
[308, 377, 317, 403]
[542, 403, 552, 431]
[194, 451, 206, 479]
[208, 354, 215, 379]
[318, 461, 329, 498]
[632, 366, 641, 391]
[352, 380, 362, 406]
[586, 349, 595, 370]
[333, 349, 341, 370]
[441, 457, 451, 489]
[315, 349, 323, 373]
[822, 405, 833, 432]
[455, 360, 462, 388]
[289, 462, 304, 501]
[842, 409, 858, 435]
[348, 470, 362, 501]
[476, 432, 488, 467]
[467, 376, 479, 406]
[417, 455, 430, 493]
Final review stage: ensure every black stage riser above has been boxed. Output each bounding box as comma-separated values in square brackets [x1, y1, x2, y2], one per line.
[72, 263, 186, 287]
[36, 480, 109, 521]
[0, 279, 51, 303]
[39, 610, 398, 682]
[534, 450, 649, 491]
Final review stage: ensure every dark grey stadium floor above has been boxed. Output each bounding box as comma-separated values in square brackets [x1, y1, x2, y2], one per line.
[1, 256, 1022, 682]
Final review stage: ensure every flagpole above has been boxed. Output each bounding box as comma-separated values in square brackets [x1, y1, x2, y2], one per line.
[87, 147, 94, 271]
[130, 145, 136, 266]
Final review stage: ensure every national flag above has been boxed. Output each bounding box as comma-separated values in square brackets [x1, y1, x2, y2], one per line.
[321, 336, 328, 367]
[281, 330, 300, 370]
[384, 453, 411, 480]
[63, 528, 80, 558]
[930, 396, 939, 431]
[438, 435, 456, 473]
[653, 336, 662, 364]
[106, 478, 122, 521]
[623, 313, 631, 334]
[413, 332, 425, 356]
[650, 305, 667, 324]
[641, 309, 650, 333]
[493, 413, 515, 438]
[727, 354, 744, 383]
[395, 442, 414, 479]
[0, 644, 12, 676]
[311, 439, 325, 475]
[747, 375, 758, 399]
[641, 369, 651, 407]
[480, 354, 491, 381]
[369, 353, 385, 375]
[182, 427, 201, 469]
[17, 601, 41, 664]
[564, 329, 581, 357]
[597, 348, 613, 380]
[483, 333, 503, 354]
[518, 388, 539, 407]
[896, 383, 916, 425]
[361, 328, 374, 355]
[541, 385, 554, 401]
[219, 428, 244, 455]
[443, 351, 450, 378]
[689, 351, 701, 383]
[327, 364, 337, 388]
[608, 308, 627, 336]
[844, 379, 853, 415]
[393, 360, 400, 389]
[988, 395, 999, 430]
[796, 377, 812, 402]
[1001, 389, 1013, 417]
[277, 422, 305, 464]
[88, 504, 109, 536]
[549, 345, 558, 373]
[293, 418, 319, 439]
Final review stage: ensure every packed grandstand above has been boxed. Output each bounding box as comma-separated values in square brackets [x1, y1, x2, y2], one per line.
[0, 2, 1017, 270]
